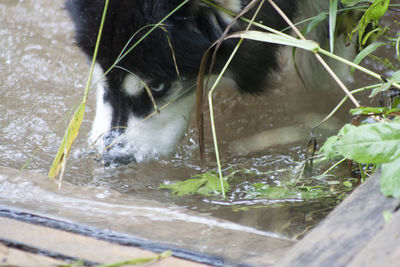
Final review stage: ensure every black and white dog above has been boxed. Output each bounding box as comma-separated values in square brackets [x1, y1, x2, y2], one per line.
[66, 0, 352, 164]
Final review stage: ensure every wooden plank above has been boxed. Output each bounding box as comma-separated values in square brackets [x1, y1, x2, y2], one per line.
[276, 173, 400, 267]
[348, 210, 400, 267]
[0, 217, 208, 267]
[0, 243, 66, 267]
[0, 166, 296, 266]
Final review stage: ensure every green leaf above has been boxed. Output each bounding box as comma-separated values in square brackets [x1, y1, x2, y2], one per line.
[351, 42, 387, 74]
[320, 135, 342, 160]
[390, 70, 400, 82]
[370, 81, 393, 98]
[337, 123, 400, 164]
[370, 70, 400, 97]
[319, 126, 350, 160]
[361, 26, 388, 46]
[302, 13, 327, 36]
[358, 0, 390, 45]
[350, 106, 388, 116]
[380, 157, 400, 198]
[230, 31, 320, 52]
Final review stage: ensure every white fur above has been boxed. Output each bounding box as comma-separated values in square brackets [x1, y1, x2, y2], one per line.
[122, 74, 142, 96]
[89, 63, 113, 149]
[89, 64, 196, 162]
[116, 91, 196, 162]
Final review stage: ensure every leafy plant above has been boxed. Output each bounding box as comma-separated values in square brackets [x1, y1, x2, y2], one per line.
[317, 0, 400, 199]
[320, 122, 400, 198]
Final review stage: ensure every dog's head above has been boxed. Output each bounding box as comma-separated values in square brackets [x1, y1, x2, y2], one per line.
[66, 0, 292, 164]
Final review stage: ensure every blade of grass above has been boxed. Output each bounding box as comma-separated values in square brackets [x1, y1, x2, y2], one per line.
[351, 42, 387, 74]
[48, 0, 110, 179]
[93, 251, 172, 267]
[207, 0, 265, 199]
[329, 0, 338, 53]
[196, 0, 261, 168]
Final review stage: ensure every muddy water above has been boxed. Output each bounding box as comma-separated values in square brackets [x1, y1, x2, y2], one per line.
[1, 0, 393, 264]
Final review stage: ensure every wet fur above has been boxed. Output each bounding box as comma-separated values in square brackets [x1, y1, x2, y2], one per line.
[66, 0, 349, 164]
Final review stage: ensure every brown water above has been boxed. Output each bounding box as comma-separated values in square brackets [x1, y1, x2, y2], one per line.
[1, 0, 397, 265]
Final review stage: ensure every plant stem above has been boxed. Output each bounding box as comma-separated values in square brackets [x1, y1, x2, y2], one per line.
[322, 158, 346, 176]
[313, 84, 381, 130]
[318, 48, 400, 90]
[208, 40, 244, 199]
[84, 0, 109, 103]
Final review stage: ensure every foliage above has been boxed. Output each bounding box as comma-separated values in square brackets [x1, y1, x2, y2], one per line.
[160, 167, 354, 206]
[317, 0, 400, 199]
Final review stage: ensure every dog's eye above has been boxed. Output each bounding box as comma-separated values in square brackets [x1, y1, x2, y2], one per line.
[149, 82, 171, 93]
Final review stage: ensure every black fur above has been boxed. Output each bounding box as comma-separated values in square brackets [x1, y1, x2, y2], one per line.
[66, 0, 296, 122]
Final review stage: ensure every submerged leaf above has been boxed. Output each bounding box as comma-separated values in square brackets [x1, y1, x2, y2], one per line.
[160, 178, 206, 196]
[160, 171, 230, 196]
[246, 184, 331, 200]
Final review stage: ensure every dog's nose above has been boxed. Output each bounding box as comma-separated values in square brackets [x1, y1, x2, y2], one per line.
[97, 131, 137, 166]
[101, 151, 137, 167]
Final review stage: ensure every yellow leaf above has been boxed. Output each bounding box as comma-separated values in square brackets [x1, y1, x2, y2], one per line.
[48, 102, 86, 179]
